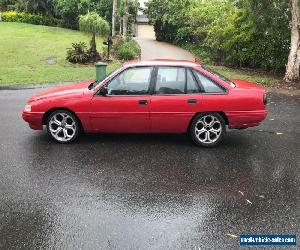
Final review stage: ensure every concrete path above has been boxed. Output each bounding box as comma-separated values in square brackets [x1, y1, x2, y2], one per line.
[135, 38, 195, 61]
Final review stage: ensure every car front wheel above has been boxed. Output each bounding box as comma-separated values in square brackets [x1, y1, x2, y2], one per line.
[190, 113, 226, 147]
[46, 110, 79, 143]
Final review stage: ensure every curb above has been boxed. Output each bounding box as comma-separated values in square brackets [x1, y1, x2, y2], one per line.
[266, 87, 300, 96]
[0, 81, 87, 90]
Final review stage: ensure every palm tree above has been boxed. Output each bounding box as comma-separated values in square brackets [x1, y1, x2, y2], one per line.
[79, 12, 110, 61]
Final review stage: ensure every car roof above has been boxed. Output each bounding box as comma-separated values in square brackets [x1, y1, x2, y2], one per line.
[123, 59, 200, 68]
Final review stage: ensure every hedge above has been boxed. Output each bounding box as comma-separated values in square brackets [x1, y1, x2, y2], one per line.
[1, 11, 63, 27]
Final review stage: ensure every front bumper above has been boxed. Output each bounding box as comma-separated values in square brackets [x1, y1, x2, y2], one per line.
[22, 111, 43, 130]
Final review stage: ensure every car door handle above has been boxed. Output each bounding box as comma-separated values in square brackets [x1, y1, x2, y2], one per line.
[187, 99, 197, 104]
[138, 100, 148, 105]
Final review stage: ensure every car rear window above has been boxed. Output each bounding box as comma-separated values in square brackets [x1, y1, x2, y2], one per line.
[203, 66, 236, 88]
[193, 70, 226, 93]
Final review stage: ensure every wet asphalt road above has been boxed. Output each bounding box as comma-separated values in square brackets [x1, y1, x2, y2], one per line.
[0, 88, 299, 250]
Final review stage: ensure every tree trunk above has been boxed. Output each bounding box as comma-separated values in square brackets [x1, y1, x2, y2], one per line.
[90, 33, 97, 53]
[285, 0, 300, 82]
[123, 0, 129, 37]
[89, 32, 100, 62]
[112, 0, 118, 36]
[119, 18, 123, 35]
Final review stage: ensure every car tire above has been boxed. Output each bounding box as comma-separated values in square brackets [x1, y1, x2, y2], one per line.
[46, 110, 80, 143]
[190, 112, 226, 147]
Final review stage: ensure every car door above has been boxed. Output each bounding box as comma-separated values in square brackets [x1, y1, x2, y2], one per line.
[150, 66, 202, 133]
[90, 66, 153, 133]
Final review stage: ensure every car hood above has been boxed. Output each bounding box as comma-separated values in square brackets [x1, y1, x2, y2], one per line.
[28, 81, 93, 102]
[231, 79, 264, 90]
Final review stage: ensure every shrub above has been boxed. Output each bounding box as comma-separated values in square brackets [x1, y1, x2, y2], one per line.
[66, 42, 90, 64]
[1, 11, 63, 27]
[180, 43, 212, 64]
[112, 37, 140, 61]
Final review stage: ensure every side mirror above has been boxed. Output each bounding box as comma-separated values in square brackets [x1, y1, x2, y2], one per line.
[99, 87, 108, 96]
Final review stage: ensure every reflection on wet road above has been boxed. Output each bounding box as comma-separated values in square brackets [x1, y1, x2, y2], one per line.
[0, 89, 299, 249]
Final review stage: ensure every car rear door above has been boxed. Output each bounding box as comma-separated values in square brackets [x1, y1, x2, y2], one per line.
[149, 66, 202, 133]
[90, 67, 153, 133]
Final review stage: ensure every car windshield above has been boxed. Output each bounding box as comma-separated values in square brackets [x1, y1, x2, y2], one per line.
[88, 66, 123, 90]
[203, 66, 236, 88]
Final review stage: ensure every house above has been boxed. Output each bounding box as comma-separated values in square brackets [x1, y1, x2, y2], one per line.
[135, 0, 156, 39]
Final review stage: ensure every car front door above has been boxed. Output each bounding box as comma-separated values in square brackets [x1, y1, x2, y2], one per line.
[90, 66, 153, 133]
[150, 67, 202, 133]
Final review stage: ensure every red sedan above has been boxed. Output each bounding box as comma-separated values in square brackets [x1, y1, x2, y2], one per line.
[22, 60, 267, 147]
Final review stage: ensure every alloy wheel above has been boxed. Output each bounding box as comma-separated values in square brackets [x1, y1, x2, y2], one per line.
[48, 112, 77, 142]
[194, 115, 223, 144]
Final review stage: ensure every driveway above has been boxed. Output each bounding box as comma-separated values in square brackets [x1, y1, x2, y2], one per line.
[0, 87, 299, 249]
[135, 38, 195, 61]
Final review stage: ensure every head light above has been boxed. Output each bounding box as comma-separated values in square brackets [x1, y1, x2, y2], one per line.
[24, 104, 31, 112]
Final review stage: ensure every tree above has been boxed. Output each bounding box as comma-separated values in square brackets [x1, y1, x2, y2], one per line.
[79, 12, 110, 61]
[15, 0, 55, 15]
[117, 0, 138, 36]
[285, 0, 300, 82]
[145, 0, 193, 42]
[0, 0, 16, 11]
[112, 0, 117, 36]
[122, 0, 129, 36]
[54, 0, 92, 29]
[54, 0, 113, 29]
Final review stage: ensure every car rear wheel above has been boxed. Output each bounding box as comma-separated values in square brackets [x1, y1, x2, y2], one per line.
[46, 110, 79, 143]
[190, 113, 226, 147]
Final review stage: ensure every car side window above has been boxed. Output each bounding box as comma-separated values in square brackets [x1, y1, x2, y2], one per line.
[106, 67, 153, 95]
[193, 70, 225, 93]
[155, 67, 185, 94]
[187, 69, 200, 94]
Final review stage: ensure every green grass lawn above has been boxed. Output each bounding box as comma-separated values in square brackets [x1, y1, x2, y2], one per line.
[0, 22, 119, 86]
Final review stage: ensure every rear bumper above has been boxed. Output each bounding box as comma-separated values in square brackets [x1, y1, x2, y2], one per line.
[22, 112, 43, 130]
[226, 110, 268, 129]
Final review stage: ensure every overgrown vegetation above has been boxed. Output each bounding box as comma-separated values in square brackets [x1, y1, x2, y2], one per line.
[1, 0, 297, 86]
[145, 0, 290, 73]
[112, 36, 140, 61]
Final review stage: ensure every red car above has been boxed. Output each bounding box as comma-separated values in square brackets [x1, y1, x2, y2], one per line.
[22, 60, 267, 147]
